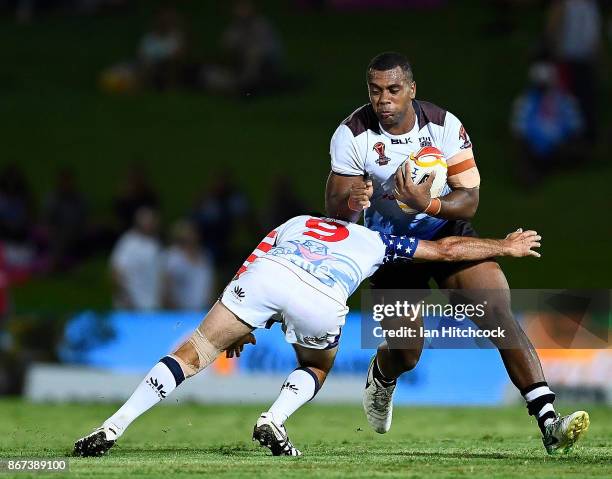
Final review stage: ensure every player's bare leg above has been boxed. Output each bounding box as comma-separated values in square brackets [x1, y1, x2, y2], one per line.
[441, 260, 589, 453]
[254, 344, 337, 456]
[73, 301, 253, 457]
[364, 314, 424, 433]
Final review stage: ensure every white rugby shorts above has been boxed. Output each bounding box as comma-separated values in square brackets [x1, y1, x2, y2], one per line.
[220, 257, 348, 349]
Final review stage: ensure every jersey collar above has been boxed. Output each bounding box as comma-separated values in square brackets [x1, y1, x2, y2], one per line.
[378, 115, 419, 140]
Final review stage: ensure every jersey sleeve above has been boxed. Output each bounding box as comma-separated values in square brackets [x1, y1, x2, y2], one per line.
[377, 233, 420, 264]
[440, 112, 480, 189]
[330, 124, 365, 176]
[235, 229, 279, 278]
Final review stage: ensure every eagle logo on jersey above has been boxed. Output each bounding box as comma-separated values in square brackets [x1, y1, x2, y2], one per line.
[295, 240, 336, 263]
[270, 239, 361, 295]
[459, 125, 472, 149]
[373, 142, 391, 166]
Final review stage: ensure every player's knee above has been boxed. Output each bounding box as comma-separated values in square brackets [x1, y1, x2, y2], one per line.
[296, 357, 333, 386]
[389, 349, 421, 372]
[303, 366, 329, 387]
[379, 342, 422, 373]
[480, 298, 531, 347]
[488, 299, 515, 326]
[171, 327, 221, 378]
[396, 348, 420, 371]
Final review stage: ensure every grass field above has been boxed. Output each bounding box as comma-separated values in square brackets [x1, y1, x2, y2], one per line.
[0, 399, 610, 478]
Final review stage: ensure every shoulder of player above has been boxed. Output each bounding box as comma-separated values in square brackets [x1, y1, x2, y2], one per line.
[414, 99, 460, 129]
[302, 215, 362, 230]
[340, 104, 381, 137]
[345, 221, 382, 239]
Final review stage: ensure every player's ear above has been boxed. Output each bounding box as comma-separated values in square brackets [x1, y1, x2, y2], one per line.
[409, 81, 416, 99]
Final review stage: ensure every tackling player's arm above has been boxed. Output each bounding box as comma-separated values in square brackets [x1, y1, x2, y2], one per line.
[325, 172, 373, 223]
[380, 229, 541, 264]
[415, 229, 541, 262]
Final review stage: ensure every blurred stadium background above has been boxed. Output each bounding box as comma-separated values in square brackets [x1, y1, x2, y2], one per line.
[0, 0, 611, 463]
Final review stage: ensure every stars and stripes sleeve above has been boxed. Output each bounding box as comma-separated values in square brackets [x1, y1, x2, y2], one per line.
[235, 229, 278, 277]
[378, 233, 420, 263]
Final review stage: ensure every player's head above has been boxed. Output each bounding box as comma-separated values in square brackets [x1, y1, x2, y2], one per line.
[171, 219, 200, 248]
[133, 206, 159, 236]
[366, 52, 416, 130]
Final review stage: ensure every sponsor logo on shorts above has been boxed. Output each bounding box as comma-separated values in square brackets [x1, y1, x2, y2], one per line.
[232, 285, 246, 301]
[302, 334, 330, 346]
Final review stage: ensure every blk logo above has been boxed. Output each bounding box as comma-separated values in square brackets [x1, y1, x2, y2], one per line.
[233, 286, 245, 299]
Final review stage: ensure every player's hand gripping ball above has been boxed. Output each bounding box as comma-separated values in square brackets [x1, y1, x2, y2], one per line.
[396, 146, 448, 214]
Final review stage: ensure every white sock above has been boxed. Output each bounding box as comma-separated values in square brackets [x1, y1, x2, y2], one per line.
[104, 359, 182, 436]
[522, 382, 557, 434]
[267, 368, 320, 425]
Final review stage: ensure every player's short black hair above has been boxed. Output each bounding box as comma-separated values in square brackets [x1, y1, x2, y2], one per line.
[367, 52, 414, 82]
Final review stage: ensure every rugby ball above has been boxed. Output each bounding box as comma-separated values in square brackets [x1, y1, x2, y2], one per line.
[396, 146, 448, 214]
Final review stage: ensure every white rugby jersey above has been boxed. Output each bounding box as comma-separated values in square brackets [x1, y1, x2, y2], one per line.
[330, 100, 479, 239]
[235, 215, 419, 303]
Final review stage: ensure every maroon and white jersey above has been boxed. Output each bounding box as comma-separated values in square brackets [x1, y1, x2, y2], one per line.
[330, 100, 480, 239]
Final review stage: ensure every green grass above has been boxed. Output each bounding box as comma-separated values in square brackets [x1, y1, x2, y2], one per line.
[0, 399, 610, 478]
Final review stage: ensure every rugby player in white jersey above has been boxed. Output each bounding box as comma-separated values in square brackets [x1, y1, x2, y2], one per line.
[324, 52, 589, 454]
[74, 213, 541, 457]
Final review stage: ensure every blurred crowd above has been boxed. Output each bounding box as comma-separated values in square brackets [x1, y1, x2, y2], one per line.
[5, 0, 127, 23]
[100, 1, 288, 96]
[1, 0, 610, 316]
[4, 0, 449, 24]
[0, 163, 308, 317]
[510, 0, 608, 188]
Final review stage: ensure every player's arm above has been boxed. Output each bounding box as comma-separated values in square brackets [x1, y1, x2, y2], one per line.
[414, 229, 541, 262]
[395, 113, 481, 220]
[394, 163, 479, 220]
[325, 172, 373, 223]
[326, 124, 372, 222]
[436, 116, 481, 220]
[225, 333, 256, 358]
[379, 229, 541, 264]
[435, 187, 479, 220]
